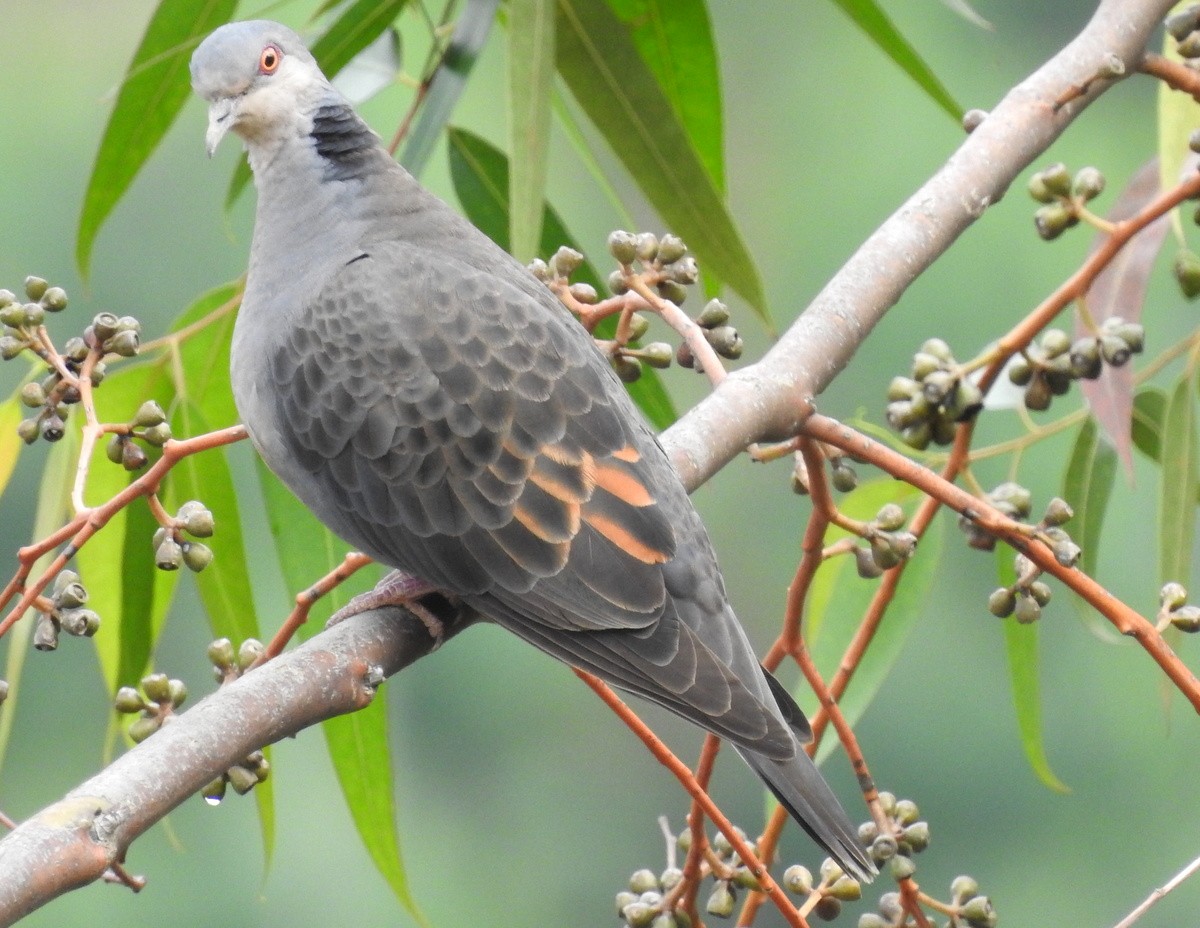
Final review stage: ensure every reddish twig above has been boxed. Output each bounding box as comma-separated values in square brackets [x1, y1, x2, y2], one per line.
[574, 670, 811, 928]
[1141, 52, 1200, 102]
[259, 552, 375, 662]
[803, 413, 1200, 713]
[0, 425, 248, 638]
[674, 734, 721, 924]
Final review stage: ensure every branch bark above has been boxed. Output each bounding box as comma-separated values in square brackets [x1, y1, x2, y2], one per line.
[661, 0, 1173, 490]
[0, 0, 1176, 921]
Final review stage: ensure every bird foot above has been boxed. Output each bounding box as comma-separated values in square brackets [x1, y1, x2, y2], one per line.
[326, 570, 446, 647]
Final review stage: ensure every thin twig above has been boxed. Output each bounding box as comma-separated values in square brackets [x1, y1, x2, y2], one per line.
[1111, 852, 1200, 928]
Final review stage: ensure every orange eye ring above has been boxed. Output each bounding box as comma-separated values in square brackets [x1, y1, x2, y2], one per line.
[259, 44, 282, 75]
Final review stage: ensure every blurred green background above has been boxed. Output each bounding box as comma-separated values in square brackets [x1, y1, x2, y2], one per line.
[2, 1, 1199, 926]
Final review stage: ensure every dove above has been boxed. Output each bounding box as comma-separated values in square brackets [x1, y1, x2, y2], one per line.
[190, 19, 874, 880]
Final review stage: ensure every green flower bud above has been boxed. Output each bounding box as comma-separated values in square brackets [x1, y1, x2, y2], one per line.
[1034, 202, 1078, 241]
[1167, 5, 1200, 41]
[1027, 172, 1055, 204]
[637, 343, 673, 369]
[1042, 497, 1073, 526]
[831, 461, 857, 493]
[903, 821, 931, 852]
[626, 312, 650, 342]
[899, 421, 932, 451]
[0, 290, 13, 308]
[128, 715, 161, 743]
[951, 875, 980, 903]
[697, 299, 730, 328]
[0, 303, 27, 328]
[40, 414, 66, 443]
[666, 256, 699, 284]
[92, 312, 119, 343]
[122, 440, 148, 471]
[829, 876, 861, 901]
[182, 542, 214, 573]
[635, 232, 659, 262]
[104, 330, 140, 358]
[21, 302, 44, 327]
[133, 400, 167, 428]
[1069, 338, 1102, 379]
[607, 230, 638, 265]
[858, 821, 879, 844]
[549, 246, 584, 279]
[114, 686, 146, 714]
[893, 798, 919, 825]
[23, 276, 48, 301]
[1014, 592, 1041, 624]
[854, 545, 884, 579]
[227, 764, 260, 795]
[17, 417, 39, 445]
[201, 775, 228, 805]
[814, 896, 842, 922]
[657, 234, 687, 264]
[1160, 582, 1188, 611]
[1176, 249, 1200, 299]
[947, 378, 984, 422]
[607, 269, 629, 295]
[60, 607, 100, 637]
[611, 354, 643, 384]
[858, 914, 888, 928]
[54, 580, 88, 610]
[1028, 580, 1053, 606]
[910, 351, 943, 381]
[1007, 357, 1033, 386]
[1052, 537, 1081, 568]
[90, 361, 107, 387]
[1039, 328, 1070, 358]
[731, 867, 761, 891]
[1170, 604, 1200, 632]
[878, 891, 904, 921]
[871, 833, 898, 862]
[659, 867, 683, 892]
[1107, 320, 1145, 354]
[105, 434, 127, 465]
[568, 282, 598, 305]
[875, 503, 906, 532]
[961, 895, 997, 928]
[155, 537, 183, 571]
[887, 376, 920, 402]
[1180, 32, 1200, 58]
[141, 423, 172, 447]
[656, 279, 688, 306]
[921, 369, 956, 405]
[62, 336, 88, 362]
[40, 287, 67, 313]
[142, 672, 171, 704]
[1099, 334, 1131, 367]
[0, 335, 26, 360]
[237, 638, 265, 670]
[1072, 166, 1105, 201]
[1039, 163, 1072, 197]
[705, 882, 735, 918]
[889, 855, 917, 881]
[19, 381, 45, 409]
[706, 325, 743, 360]
[1023, 373, 1052, 411]
[629, 869, 659, 894]
[783, 864, 813, 895]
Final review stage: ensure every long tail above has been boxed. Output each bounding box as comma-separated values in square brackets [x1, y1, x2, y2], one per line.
[738, 746, 876, 882]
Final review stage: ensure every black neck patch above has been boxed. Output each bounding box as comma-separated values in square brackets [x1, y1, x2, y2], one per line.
[309, 102, 378, 180]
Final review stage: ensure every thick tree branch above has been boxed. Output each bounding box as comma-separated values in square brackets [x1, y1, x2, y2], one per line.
[0, 606, 475, 927]
[661, 0, 1172, 489]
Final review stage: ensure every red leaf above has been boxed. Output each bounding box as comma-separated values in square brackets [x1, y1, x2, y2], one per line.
[1079, 158, 1171, 478]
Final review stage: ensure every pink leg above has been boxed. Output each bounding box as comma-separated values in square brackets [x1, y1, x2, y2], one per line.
[327, 570, 448, 646]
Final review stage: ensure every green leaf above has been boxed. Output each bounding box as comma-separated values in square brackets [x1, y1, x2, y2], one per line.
[800, 478, 936, 766]
[311, 0, 410, 77]
[507, 0, 557, 261]
[555, 0, 768, 321]
[1159, 375, 1198, 588]
[171, 280, 242, 429]
[996, 548, 1070, 793]
[605, 0, 724, 190]
[79, 362, 179, 693]
[827, 0, 961, 122]
[77, 0, 237, 275]
[1158, 26, 1200, 236]
[0, 394, 24, 499]
[401, 0, 500, 176]
[256, 462, 424, 922]
[1061, 418, 1117, 636]
[447, 127, 676, 429]
[1132, 387, 1167, 462]
[0, 424, 80, 772]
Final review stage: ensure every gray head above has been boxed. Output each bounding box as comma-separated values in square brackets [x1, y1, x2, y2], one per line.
[190, 21, 325, 157]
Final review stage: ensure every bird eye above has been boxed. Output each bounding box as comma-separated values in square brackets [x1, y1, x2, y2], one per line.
[259, 44, 282, 74]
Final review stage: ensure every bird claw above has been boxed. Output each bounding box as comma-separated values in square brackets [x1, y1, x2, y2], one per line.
[326, 570, 446, 647]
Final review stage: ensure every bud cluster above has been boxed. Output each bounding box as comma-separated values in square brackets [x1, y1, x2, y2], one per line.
[857, 793, 930, 882]
[32, 570, 102, 651]
[114, 671, 188, 743]
[886, 339, 982, 450]
[853, 503, 918, 579]
[105, 400, 173, 472]
[1158, 582, 1200, 633]
[1167, 5, 1200, 59]
[1027, 162, 1106, 241]
[152, 499, 215, 574]
[1007, 320, 1143, 412]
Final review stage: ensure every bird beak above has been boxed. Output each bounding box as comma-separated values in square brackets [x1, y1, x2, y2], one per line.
[205, 98, 238, 157]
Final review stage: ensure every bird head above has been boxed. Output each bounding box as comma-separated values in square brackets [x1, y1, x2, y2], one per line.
[190, 20, 324, 157]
